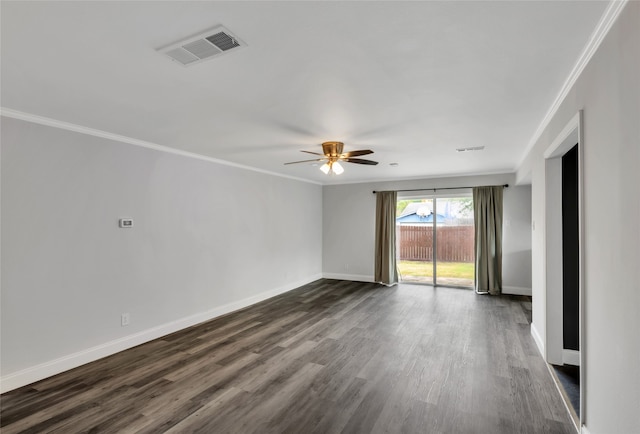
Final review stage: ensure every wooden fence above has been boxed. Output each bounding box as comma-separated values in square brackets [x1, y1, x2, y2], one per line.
[397, 225, 474, 262]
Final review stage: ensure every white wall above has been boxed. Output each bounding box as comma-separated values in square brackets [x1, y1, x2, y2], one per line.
[0, 116, 323, 391]
[502, 184, 532, 294]
[544, 158, 564, 365]
[517, 3, 639, 432]
[322, 173, 533, 295]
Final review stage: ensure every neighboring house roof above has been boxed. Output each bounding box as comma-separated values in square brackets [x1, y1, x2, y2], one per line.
[398, 202, 431, 218]
[396, 213, 445, 224]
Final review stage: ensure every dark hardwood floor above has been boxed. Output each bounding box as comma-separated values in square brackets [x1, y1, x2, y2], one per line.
[1, 279, 574, 433]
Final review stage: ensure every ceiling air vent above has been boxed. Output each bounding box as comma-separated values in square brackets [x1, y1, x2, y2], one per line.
[158, 26, 246, 67]
[456, 146, 485, 153]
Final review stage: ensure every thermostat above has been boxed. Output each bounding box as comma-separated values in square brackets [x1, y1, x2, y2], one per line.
[119, 218, 133, 228]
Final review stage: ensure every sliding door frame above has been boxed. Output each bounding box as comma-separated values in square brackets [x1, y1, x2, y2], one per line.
[397, 190, 473, 288]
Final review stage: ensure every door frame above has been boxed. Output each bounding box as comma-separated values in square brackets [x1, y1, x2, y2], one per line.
[543, 110, 585, 426]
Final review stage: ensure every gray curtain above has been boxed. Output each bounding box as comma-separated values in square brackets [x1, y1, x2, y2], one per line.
[473, 186, 504, 295]
[374, 191, 398, 286]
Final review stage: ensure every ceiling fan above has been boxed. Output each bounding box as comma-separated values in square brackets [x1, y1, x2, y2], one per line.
[284, 141, 378, 175]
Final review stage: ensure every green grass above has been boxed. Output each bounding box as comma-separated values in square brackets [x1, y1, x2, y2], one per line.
[397, 260, 474, 279]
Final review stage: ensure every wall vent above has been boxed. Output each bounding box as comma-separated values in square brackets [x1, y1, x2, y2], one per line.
[158, 26, 246, 67]
[456, 146, 485, 153]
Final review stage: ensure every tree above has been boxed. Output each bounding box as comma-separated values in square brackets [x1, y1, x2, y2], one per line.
[396, 199, 412, 215]
[458, 197, 473, 217]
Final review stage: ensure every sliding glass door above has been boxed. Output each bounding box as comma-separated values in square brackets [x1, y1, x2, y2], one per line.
[396, 199, 434, 283]
[396, 195, 474, 288]
[434, 197, 474, 287]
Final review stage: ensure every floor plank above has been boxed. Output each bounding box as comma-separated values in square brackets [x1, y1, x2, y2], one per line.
[1, 279, 575, 433]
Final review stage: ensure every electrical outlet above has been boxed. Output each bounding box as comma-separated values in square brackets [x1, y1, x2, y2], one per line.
[121, 313, 130, 326]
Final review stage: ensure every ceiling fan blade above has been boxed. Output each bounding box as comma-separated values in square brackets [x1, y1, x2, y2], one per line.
[284, 158, 327, 165]
[300, 150, 326, 156]
[341, 149, 373, 158]
[342, 158, 379, 165]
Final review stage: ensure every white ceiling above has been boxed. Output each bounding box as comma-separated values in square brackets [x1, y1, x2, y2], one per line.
[1, 1, 610, 185]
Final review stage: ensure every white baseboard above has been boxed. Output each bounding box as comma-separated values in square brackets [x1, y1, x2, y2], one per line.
[531, 323, 545, 358]
[322, 273, 374, 283]
[581, 425, 591, 434]
[563, 349, 581, 366]
[0, 274, 322, 394]
[503, 285, 532, 296]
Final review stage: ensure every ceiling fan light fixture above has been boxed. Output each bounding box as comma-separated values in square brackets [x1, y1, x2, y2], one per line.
[332, 162, 344, 175]
[319, 161, 344, 175]
[287, 141, 377, 174]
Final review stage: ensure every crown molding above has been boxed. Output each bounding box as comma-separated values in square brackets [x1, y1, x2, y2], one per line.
[323, 169, 515, 187]
[516, 0, 629, 169]
[0, 108, 321, 186]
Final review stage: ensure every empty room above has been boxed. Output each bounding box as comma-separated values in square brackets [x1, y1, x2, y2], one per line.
[1, 1, 638, 433]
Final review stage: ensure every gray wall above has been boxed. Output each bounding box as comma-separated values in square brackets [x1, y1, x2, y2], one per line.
[517, 3, 639, 432]
[323, 173, 533, 294]
[1, 116, 323, 388]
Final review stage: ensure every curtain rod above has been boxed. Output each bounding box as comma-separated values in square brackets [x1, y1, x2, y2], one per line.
[372, 184, 508, 194]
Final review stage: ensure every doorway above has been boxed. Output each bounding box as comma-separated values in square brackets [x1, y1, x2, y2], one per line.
[544, 111, 583, 429]
[396, 195, 475, 288]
